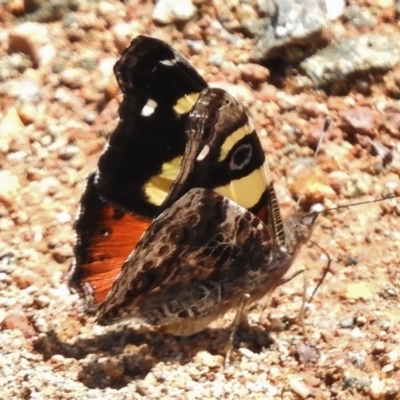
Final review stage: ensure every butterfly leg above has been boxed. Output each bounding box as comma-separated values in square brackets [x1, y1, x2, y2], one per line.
[278, 268, 305, 286]
[275, 268, 310, 335]
[300, 268, 308, 336]
[306, 240, 332, 306]
[224, 293, 250, 368]
[279, 268, 310, 336]
[296, 242, 333, 336]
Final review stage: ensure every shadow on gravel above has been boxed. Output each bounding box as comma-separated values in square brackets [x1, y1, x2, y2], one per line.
[33, 323, 274, 389]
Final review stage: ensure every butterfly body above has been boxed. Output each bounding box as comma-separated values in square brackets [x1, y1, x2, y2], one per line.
[69, 35, 317, 335]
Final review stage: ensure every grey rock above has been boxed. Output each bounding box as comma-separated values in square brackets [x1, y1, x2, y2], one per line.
[187, 40, 205, 54]
[343, 6, 376, 29]
[208, 53, 224, 68]
[254, 0, 343, 62]
[300, 34, 400, 87]
[20, 0, 78, 23]
[258, 0, 276, 15]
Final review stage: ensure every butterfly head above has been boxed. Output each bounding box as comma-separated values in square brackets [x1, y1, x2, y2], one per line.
[283, 209, 319, 250]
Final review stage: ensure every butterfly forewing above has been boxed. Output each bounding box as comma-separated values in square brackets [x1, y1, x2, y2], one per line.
[97, 35, 207, 216]
[71, 173, 151, 305]
[69, 36, 207, 306]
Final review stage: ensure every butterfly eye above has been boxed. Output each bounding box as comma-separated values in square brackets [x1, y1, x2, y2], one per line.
[223, 98, 232, 106]
[229, 143, 252, 171]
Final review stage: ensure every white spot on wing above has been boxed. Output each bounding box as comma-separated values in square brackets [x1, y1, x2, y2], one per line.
[160, 58, 178, 67]
[196, 145, 210, 161]
[141, 99, 158, 117]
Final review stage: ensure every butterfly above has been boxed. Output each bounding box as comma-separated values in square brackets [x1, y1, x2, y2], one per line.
[68, 35, 318, 336]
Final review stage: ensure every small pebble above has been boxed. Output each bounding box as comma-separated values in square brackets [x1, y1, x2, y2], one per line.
[18, 103, 38, 125]
[58, 145, 78, 161]
[381, 364, 394, 373]
[112, 23, 134, 52]
[59, 68, 86, 89]
[387, 348, 400, 363]
[98, 357, 125, 379]
[289, 378, 312, 399]
[342, 106, 377, 136]
[194, 351, 224, 368]
[356, 315, 367, 326]
[343, 282, 375, 300]
[8, 22, 55, 67]
[152, 0, 196, 24]
[238, 347, 256, 359]
[372, 341, 386, 354]
[340, 317, 355, 329]
[0, 108, 25, 154]
[0, 171, 21, 206]
[34, 295, 50, 308]
[296, 343, 319, 364]
[369, 376, 385, 399]
[1, 312, 36, 338]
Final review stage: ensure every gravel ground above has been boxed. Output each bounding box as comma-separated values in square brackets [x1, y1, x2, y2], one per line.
[1, 1, 400, 399]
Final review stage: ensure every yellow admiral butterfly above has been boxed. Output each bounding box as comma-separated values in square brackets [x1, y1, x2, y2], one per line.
[68, 36, 317, 336]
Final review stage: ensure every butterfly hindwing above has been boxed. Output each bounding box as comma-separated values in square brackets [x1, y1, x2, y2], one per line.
[97, 188, 317, 336]
[96, 188, 275, 335]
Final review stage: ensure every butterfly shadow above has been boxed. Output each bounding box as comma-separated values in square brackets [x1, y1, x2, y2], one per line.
[33, 322, 276, 389]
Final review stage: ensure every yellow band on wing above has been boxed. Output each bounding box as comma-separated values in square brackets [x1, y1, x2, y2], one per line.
[215, 162, 271, 210]
[173, 93, 200, 115]
[144, 156, 182, 206]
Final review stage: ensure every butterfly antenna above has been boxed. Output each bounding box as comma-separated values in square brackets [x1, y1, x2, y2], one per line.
[295, 118, 331, 210]
[303, 192, 400, 318]
[323, 194, 400, 213]
[293, 119, 331, 331]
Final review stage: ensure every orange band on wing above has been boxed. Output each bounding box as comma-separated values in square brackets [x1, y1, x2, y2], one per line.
[71, 201, 151, 306]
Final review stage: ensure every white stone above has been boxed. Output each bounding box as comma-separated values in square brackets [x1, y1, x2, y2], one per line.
[325, 0, 345, 20]
[152, 0, 196, 24]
